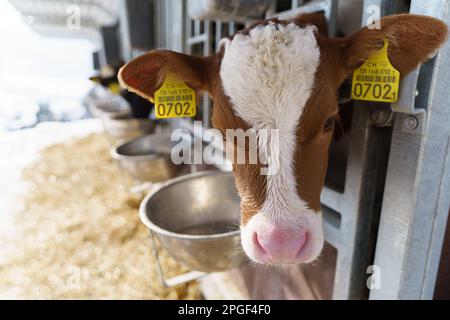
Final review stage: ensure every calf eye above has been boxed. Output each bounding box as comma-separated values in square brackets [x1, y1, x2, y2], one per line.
[324, 116, 336, 131]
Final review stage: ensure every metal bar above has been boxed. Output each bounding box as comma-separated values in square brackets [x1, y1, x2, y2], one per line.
[215, 20, 223, 50]
[185, 2, 192, 55]
[156, 0, 166, 48]
[321, 187, 345, 213]
[187, 33, 208, 45]
[277, 0, 338, 36]
[165, 271, 207, 287]
[291, 0, 305, 9]
[163, 0, 186, 52]
[330, 104, 392, 299]
[277, 0, 331, 20]
[129, 182, 159, 194]
[229, 22, 236, 35]
[118, 0, 132, 61]
[149, 230, 206, 288]
[323, 208, 342, 249]
[202, 20, 212, 128]
[181, 0, 188, 53]
[327, 0, 338, 36]
[194, 20, 201, 36]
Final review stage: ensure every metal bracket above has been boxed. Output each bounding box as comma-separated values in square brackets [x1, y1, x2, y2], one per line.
[391, 67, 426, 115]
[148, 230, 206, 288]
[390, 66, 428, 135]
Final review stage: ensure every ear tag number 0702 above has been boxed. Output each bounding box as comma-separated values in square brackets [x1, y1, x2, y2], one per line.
[352, 39, 400, 103]
[153, 73, 196, 119]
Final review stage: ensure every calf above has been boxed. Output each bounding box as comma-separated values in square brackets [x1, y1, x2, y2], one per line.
[119, 14, 447, 265]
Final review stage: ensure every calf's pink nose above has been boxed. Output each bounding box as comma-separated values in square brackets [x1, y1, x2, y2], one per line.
[254, 228, 308, 262]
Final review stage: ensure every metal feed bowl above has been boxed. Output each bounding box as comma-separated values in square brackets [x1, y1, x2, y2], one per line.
[111, 133, 185, 182]
[89, 97, 131, 119]
[140, 171, 245, 272]
[102, 113, 156, 141]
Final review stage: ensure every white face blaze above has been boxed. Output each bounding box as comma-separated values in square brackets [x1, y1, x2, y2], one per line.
[220, 22, 324, 263]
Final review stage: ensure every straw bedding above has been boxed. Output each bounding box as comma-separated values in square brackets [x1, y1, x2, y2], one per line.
[0, 134, 201, 299]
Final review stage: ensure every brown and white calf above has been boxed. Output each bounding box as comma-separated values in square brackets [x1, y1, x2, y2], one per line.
[119, 14, 448, 265]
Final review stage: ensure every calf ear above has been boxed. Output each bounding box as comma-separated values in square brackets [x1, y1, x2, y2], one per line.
[293, 11, 329, 36]
[118, 50, 213, 103]
[338, 14, 448, 83]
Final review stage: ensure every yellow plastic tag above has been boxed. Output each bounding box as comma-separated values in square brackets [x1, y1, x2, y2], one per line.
[153, 74, 196, 119]
[352, 39, 400, 103]
[108, 82, 122, 95]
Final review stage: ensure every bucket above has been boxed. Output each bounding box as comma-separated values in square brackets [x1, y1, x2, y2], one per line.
[140, 171, 245, 272]
[111, 133, 185, 182]
[103, 114, 155, 141]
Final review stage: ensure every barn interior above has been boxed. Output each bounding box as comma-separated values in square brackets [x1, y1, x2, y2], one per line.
[0, 0, 449, 300]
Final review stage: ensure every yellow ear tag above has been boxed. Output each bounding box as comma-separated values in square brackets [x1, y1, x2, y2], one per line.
[108, 82, 122, 95]
[153, 74, 196, 119]
[352, 39, 400, 103]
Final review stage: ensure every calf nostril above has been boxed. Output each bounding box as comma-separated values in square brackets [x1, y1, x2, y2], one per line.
[252, 232, 270, 258]
[295, 231, 308, 257]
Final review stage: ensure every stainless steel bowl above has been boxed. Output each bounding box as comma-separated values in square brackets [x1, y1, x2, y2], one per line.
[140, 171, 245, 272]
[90, 97, 132, 119]
[103, 113, 156, 141]
[112, 133, 185, 182]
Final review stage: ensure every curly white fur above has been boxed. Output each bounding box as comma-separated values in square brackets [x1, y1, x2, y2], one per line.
[220, 22, 324, 263]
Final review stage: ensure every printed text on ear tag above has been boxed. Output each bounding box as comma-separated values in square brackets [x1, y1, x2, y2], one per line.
[153, 73, 196, 119]
[352, 39, 400, 103]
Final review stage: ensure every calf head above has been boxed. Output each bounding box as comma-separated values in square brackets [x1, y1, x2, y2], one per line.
[119, 14, 447, 265]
